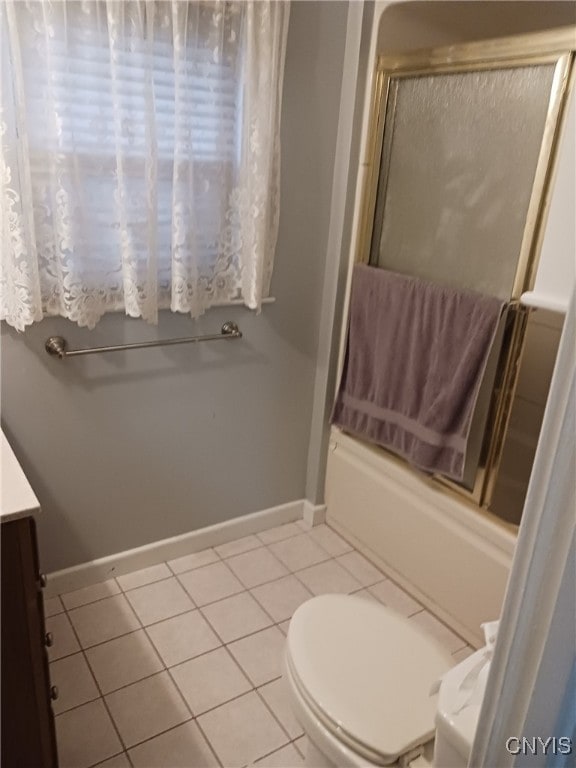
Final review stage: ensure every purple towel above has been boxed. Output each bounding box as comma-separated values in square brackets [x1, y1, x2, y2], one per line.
[332, 265, 506, 481]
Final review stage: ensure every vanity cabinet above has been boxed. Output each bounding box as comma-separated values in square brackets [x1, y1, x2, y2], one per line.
[1, 515, 58, 768]
[1, 432, 58, 768]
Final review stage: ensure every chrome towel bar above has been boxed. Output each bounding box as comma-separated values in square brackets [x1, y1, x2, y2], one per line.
[45, 321, 242, 359]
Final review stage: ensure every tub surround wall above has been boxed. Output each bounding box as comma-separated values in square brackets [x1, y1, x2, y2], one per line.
[326, 430, 516, 647]
[491, 310, 564, 525]
[0, 2, 349, 574]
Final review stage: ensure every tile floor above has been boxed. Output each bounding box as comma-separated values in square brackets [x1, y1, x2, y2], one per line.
[45, 520, 474, 768]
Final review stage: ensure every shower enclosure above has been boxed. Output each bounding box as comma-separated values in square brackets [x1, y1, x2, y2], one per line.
[353, 26, 575, 511]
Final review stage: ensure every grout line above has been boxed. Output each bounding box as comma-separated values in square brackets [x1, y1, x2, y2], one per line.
[215, 537, 265, 560]
[84, 749, 130, 768]
[248, 582, 313, 626]
[61, 588, 134, 617]
[198, 601, 276, 647]
[268, 543, 333, 571]
[222, 642, 257, 691]
[223, 555, 290, 592]
[49, 656, 101, 716]
[249, 737, 300, 767]
[166, 548, 222, 577]
[117, 572, 175, 594]
[349, 577, 389, 594]
[60, 577, 122, 611]
[290, 558, 363, 595]
[257, 521, 306, 546]
[334, 550, 386, 582]
[193, 717, 225, 768]
[54, 609, 130, 757]
[254, 685, 299, 748]
[123, 718, 199, 761]
[293, 735, 306, 759]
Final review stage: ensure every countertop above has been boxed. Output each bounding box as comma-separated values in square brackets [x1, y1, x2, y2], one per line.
[1, 431, 40, 522]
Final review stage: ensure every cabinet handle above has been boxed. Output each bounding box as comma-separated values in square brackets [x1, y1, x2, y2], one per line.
[39, 573, 48, 588]
[50, 686, 59, 701]
[45, 632, 54, 647]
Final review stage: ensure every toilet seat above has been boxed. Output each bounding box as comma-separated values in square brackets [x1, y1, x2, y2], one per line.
[286, 595, 452, 765]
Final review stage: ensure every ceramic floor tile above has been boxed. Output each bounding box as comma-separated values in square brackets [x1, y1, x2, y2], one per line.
[201, 591, 273, 643]
[277, 620, 291, 635]
[49, 652, 100, 714]
[350, 588, 381, 605]
[44, 595, 64, 617]
[116, 563, 172, 592]
[410, 610, 467, 654]
[167, 548, 219, 575]
[452, 645, 476, 664]
[226, 547, 289, 588]
[92, 754, 131, 768]
[214, 535, 262, 559]
[257, 523, 302, 545]
[85, 629, 164, 694]
[46, 613, 81, 661]
[295, 559, 361, 596]
[269, 534, 330, 571]
[294, 736, 307, 758]
[198, 691, 289, 768]
[125, 577, 194, 626]
[228, 625, 286, 686]
[170, 646, 252, 715]
[368, 579, 422, 617]
[55, 699, 123, 768]
[128, 721, 219, 768]
[259, 678, 303, 739]
[105, 671, 190, 748]
[251, 576, 313, 623]
[146, 609, 221, 668]
[61, 580, 121, 610]
[68, 594, 141, 648]
[336, 551, 385, 587]
[307, 524, 353, 557]
[177, 561, 244, 606]
[253, 743, 304, 767]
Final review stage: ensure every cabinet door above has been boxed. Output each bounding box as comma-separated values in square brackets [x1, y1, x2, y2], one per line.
[1, 517, 58, 768]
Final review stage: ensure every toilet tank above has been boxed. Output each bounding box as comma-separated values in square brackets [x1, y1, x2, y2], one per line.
[434, 648, 491, 767]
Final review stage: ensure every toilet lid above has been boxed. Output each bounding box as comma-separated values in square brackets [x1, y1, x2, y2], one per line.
[286, 594, 452, 764]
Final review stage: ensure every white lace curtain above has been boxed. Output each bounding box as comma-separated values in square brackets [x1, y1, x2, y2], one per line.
[1, 0, 289, 330]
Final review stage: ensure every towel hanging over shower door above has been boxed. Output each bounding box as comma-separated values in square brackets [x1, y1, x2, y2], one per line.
[332, 265, 506, 482]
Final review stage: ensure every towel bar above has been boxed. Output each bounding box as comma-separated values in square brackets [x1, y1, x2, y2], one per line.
[45, 321, 242, 359]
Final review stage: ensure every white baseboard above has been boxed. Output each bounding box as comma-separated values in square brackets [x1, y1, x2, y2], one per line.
[45, 500, 305, 598]
[302, 500, 327, 527]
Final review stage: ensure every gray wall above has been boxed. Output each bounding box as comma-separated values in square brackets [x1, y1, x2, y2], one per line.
[0, 2, 349, 573]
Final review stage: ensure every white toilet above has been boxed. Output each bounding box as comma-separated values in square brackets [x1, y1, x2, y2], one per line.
[284, 594, 490, 767]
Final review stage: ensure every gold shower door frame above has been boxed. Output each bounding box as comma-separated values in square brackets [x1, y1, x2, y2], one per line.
[356, 27, 575, 509]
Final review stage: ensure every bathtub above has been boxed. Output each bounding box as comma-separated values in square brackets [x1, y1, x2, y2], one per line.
[325, 428, 517, 647]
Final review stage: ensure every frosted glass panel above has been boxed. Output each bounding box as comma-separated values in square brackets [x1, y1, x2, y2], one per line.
[371, 65, 556, 299]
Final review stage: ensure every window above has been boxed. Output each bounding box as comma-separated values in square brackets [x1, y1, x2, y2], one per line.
[1, 1, 289, 329]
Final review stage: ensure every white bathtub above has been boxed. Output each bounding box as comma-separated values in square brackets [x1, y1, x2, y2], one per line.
[325, 428, 517, 647]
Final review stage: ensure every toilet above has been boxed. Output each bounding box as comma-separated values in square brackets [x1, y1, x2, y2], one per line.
[284, 594, 490, 767]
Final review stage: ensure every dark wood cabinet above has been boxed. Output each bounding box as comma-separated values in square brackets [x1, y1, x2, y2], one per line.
[1, 516, 58, 768]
